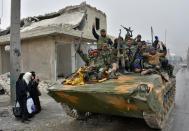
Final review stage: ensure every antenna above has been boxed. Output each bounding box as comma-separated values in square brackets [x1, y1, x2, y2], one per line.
[151, 26, 154, 44]
[165, 29, 167, 45]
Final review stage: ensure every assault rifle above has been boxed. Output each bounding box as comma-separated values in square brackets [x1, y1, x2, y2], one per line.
[76, 32, 84, 52]
[121, 25, 133, 37]
[117, 29, 122, 58]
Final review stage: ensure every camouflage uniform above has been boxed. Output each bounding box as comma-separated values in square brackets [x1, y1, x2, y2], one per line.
[116, 41, 127, 71]
[97, 37, 112, 49]
[132, 48, 144, 72]
[111, 48, 119, 64]
[92, 27, 113, 49]
[101, 47, 118, 79]
[77, 49, 107, 80]
[160, 57, 174, 77]
[125, 42, 137, 71]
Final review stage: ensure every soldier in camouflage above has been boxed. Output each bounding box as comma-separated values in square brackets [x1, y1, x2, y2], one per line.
[132, 42, 146, 73]
[77, 46, 107, 81]
[113, 37, 128, 74]
[153, 36, 174, 77]
[125, 38, 137, 72]
[133, 34, 142, 46]
[100, 43, 118, 79]
[92, 24, 113, 49]
[77, 43, 118, 81]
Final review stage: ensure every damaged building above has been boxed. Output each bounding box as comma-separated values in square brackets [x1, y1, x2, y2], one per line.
[0, 2, 108, 80]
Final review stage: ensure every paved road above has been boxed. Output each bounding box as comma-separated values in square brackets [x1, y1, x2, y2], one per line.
[169, 69, 189, 131]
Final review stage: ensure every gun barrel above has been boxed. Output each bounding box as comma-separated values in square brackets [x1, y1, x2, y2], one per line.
[121, 25, 128, 30]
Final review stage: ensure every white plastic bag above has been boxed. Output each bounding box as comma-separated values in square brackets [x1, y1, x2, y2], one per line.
[27, 97, 35, 114]
[16, 101, 20, 107]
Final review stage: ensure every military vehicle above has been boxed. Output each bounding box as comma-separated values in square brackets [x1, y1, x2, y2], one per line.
[48, 72, 176, 129]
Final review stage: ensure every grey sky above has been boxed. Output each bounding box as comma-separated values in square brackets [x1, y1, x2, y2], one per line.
[0, 0, 189, 57]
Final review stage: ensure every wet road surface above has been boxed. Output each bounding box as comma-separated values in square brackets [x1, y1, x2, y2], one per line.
[169, 69, 189, 131]
[53, 69, 189, 131]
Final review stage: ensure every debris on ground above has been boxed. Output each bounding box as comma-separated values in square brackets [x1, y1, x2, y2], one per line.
[0, 72, 10, 95]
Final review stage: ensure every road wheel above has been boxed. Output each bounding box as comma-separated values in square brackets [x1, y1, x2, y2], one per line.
[61, 103, 89, 120]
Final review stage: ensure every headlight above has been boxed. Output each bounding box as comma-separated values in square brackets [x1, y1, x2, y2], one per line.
[137, 84, 150, 93]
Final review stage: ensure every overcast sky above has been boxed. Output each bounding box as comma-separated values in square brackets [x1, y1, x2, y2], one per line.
[0, 0, 189, 57]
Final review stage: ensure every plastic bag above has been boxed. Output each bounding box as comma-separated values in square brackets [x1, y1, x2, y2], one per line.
[27, 97, 36, 114]
[16, 101, 20, 107]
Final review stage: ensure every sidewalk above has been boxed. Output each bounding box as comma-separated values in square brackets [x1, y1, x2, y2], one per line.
[0, 91, 73, 131]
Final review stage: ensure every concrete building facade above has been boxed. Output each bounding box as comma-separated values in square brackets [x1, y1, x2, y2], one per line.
[0, 2, 108, 80]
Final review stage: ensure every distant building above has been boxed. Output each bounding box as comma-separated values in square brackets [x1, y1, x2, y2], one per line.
[167, 49, 183, 65]
[0, 2, 108, 80]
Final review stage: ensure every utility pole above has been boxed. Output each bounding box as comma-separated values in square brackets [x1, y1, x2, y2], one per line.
[187, 47, 189, 70]
[10, 0, 21, 104]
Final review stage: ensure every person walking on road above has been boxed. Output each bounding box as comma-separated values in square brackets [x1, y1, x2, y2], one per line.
[28, 71, 41, 114]
[16, 72, 32, 123]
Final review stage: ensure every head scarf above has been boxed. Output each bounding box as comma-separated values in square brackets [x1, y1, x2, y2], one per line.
[23, 72, 32, 85]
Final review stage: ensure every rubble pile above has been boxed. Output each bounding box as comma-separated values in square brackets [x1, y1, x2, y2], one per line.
[39, 81, 57, 89]
[0, 73, 10, 95]
[38, 80, 63, 92]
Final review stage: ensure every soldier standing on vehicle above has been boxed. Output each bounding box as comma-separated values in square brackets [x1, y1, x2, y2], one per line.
[125, 38, 137, 72]
[132, 42, 145, 73]
[92, 24, 113, 49]
[114, 37, 128, 74]
[133, 34, 142, 45]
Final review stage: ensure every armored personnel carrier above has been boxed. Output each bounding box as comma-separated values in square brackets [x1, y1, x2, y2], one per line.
[48, 72, 176, 129]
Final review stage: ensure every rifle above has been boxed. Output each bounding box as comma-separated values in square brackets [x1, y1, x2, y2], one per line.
[151, 26, 154, 45]
[76, 32, 84, 52]
[121, 25, 133, 37]
[117, 29, 122, 58]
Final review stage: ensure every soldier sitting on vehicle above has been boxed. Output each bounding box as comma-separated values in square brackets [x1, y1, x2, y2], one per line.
[153, 36, 174, 77]
[77, 46, 107, 81]
[76, 43, 118, 83]
[100, 43, 119, 79]
[142, 47, 166, 69]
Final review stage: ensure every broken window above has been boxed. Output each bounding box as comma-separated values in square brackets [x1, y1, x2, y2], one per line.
[95, 17, 100, 30]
